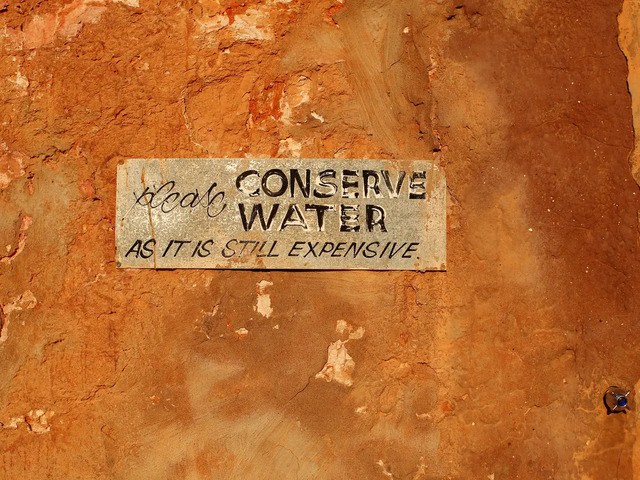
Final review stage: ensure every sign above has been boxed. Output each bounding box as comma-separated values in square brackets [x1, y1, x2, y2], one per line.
[115, 158, 446, 271]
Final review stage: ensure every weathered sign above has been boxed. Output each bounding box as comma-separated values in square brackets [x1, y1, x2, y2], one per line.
[115, 158, 446, 271]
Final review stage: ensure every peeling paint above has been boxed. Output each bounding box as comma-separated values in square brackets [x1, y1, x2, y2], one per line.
[2, 417, 25, 429]
[203, 303, 219, 318]
[1, 215, 33, 264]
[0, 142, 27, 189]
[196, 15, 230, 35]
[255, 280, 273, 318]
[235, 327, 249, 338]
[2, 410, 54, 434]
[310, 111, 325, 123]
[316, 321, 365, 387]
[231, 7, 274, 42]
[22, 0, 140, 49]
[279, 76, 312, 125]
[336, 319, 348, 334]
[112, 0, 139, 7]
[8, 70, 29, 92]
[1, 290, 37, 342]
[277, 137, 302, 157]
[57, 2, 107, 39]
[377, 459, 394, 478]
[24, 410, 54, 434]
[315, 340, 355, 386]
[336, 319, 364, 339]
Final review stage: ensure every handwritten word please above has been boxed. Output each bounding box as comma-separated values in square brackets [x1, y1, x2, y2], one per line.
[132, 181, 226, 218]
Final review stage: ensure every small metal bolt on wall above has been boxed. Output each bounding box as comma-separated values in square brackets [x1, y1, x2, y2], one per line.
[604, 386, 631, 414]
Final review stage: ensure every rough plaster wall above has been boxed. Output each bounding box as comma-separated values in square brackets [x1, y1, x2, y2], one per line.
[619, 1, 640, 476]
[1, 0, 640, 478]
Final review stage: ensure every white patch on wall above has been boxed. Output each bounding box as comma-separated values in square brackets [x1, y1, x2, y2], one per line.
[310, 111, 325, 123]
[232, 7, 274, 42]
[0, 215, 32, 264]
[235, 327, 249, 338]
[336, 319, 364, 339]
[8, 70, 29, 92]
[315, 320, 365, 387]
[0, 142, 27, 190]
[1, 290, 37, 343]
[25, 410, 54, 434]
[58, 3, 107, 39]
[2, 410, 54, 434]
[279, 76, 312, 126]
[112, 0, 139, 7]
[196, 15, 230, 34]
[255, 280, 273, 318]
[277, 137, 302, 158]
[377, 460, 394, 478]
[315, 340, 355, 386]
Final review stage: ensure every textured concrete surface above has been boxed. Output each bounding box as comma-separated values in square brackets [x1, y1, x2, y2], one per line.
[1, 0, 640, 478]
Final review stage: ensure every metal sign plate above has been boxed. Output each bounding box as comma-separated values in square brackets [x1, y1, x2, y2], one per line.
[115, 158, 446, 271]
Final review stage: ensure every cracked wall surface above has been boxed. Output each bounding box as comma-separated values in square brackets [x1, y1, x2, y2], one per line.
[2, 0, 640, 478]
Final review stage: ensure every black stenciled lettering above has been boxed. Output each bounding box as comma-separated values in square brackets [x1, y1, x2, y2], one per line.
[342, 170, 359, 199]
[249, 241, 261, 255]
[236, 170, 260, 197]
[290, 169, 311, 198]
[172, 240, 191, 256]
[313, 169, 338, 198]
[191, 241, 202, 257]
[363, 170, 382, 199]
[280, 204, 309, 230]
[409, 171, 427, 199]
[365, 205, 387, 232]
[269, 242, 280, 257]
[381, 170, 406, 198]
[379, 242, 391, 258]
[238, 204, 280, 231]
[262, 169, 288, 197]
[305, 204, 334, 232]
[255, 241, 268, 257]
[340, 205, 360, 232]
